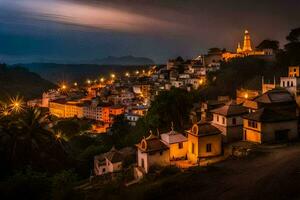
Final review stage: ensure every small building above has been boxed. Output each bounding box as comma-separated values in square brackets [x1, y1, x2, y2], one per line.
[243, 88, 297, 114]
[160, 126, 188, 161]
[186, 123, 222, 164]
[94, 147, 123, 176]
[243, 108, 298, 143]
[288, 66, 300, 77]
[280, 66, 300, 106]
[201, 97, 230, 121]
[211, 100, 248, 142]
[135, 133, 170, 174]
[125, 113, 141, 126]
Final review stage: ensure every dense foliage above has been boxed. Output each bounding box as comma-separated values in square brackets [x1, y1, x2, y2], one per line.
[0, 64, 56, 101]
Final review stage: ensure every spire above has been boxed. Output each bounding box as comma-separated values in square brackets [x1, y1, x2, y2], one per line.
[237, 42, 242, 53]
[243, 30, 252, 52]
[171, 122, 174, 131]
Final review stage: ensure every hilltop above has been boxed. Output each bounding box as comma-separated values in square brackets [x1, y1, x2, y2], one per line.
[0, 64, 56, 101]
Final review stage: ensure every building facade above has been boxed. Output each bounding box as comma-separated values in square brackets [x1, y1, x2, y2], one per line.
[186, 123, 222, 164]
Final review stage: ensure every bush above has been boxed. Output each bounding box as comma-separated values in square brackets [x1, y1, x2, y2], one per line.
[0, 167, 52, 200]
[51, 170, 78, 200]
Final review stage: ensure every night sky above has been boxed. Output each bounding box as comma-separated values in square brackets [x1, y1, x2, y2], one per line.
[1, 0, 300, 64]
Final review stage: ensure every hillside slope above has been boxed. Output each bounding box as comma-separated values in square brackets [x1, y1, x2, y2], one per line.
[0, 64, 56, 101]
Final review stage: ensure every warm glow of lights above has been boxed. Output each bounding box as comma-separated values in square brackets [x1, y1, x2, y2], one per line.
[55, 131, 62, 140]
[142, 70, 145, 74]
[9, 96, 24, 113]
[61, 84, 67, 90]
[136, 70, 140, 75]
[87, 79, 91, 84]
[5, 0, 180, 33]
[74, 82, 78, 86]
[244, 93, 249, 99]
[0, 103, 10, 117]
[111, 74, 116, 79]
[199, 79, 204, 85]
[125, 72, 130, 77]
[100, 77, 105, 82]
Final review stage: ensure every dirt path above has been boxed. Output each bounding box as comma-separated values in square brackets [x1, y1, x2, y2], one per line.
[211, 144, 300, 200]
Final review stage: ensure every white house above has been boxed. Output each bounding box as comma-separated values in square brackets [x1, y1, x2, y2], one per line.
[211, 100, 248, 142]
[94, 147, 123, 176]
[125, 113, 141, 126]
[135, 133, 170, 176]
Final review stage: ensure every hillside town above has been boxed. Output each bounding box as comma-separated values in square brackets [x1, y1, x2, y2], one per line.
[2, 0, 300, 199]
[23, 30, 300, 185]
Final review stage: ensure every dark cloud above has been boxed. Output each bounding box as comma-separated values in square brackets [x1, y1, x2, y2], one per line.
[0, 0, 299, 63]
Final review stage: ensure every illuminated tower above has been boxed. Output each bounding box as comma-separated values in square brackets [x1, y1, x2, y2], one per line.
[237, 42, 243, 53]
[242, 30, 252, 52]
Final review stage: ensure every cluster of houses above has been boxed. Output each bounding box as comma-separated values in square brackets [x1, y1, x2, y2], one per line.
[94, 65, 300, 181]
[27, 76, 151, 133]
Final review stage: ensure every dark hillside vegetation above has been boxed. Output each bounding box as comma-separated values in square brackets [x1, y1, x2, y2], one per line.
[202, 57, 287, 100]
[0, 64, 56, 101]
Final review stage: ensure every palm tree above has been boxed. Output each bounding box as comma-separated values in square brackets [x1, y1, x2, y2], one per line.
[7, 107, 69, 171]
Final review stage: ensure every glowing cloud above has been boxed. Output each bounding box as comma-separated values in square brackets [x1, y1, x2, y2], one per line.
[0, 0, 182, 33]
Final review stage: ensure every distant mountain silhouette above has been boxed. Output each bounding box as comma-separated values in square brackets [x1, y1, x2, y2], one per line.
[15, 63, 151, 83]
[93, 56, 154, 65]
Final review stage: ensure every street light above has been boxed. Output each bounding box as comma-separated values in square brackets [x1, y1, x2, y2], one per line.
[100, 77, 105, 83]
[199, 79, 204, 85]
[111, 74, 116, 79]
[125, 72, 130, 77]
[9, 96, 24, 113]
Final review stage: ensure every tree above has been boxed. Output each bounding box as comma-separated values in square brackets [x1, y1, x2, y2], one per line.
[145, 88, 194, 132]
[284, 27, 300, 65]
[106, 115, 132, 148]
[53, 120, 80, 140]
[286, 27, 300, 42]
[0, 107, 69, 172]
[208, 48, 222, 54]
[175, 56, 184, 62]
[256, 40, 279, 50]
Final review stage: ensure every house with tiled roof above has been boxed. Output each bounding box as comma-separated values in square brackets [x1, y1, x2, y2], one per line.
[160, 124, 188, 161]
[243, 108, 298, 143]
[135, 132, 170, 175]
[211, 100, 248, 142]
[94, 147, 124, 176]
[243, 88, 297, 114]
[186, 123, 222, 164]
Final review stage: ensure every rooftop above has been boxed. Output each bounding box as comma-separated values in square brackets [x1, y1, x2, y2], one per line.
[254, 88, 294, 104]
[136, 133, 169, 153]
[160, 129, 187, 144]
[243, 108, 297, 122]
[187, 122, 221, 137]
[211, 100, 248, 117]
